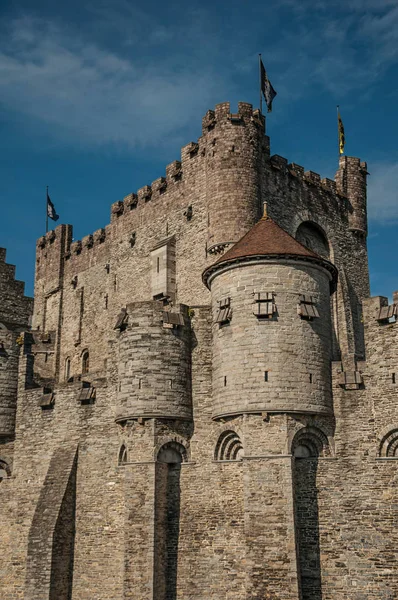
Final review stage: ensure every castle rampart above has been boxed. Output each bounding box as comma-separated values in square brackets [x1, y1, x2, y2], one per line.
[4, 99, 398, 600]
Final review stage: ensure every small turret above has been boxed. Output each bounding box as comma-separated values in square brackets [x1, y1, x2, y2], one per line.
[114, 301, 192, 423]
[203, 216, 337, 419]
[335, 156, 368, 235]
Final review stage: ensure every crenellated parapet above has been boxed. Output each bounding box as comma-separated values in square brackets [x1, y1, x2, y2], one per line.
[269, 155, 340, 196]
[0, 248, 33, 438]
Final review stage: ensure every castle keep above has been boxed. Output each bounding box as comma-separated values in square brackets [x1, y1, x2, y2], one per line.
[0, 101, 397, 600]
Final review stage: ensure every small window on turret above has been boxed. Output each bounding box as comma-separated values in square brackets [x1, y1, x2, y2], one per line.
[253, 292, 276, 318]
[298, 295, 319, 320]
[216, 297, 232, 325]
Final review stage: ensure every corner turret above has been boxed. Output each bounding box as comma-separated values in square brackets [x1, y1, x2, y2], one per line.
[335, 156, 368, 235]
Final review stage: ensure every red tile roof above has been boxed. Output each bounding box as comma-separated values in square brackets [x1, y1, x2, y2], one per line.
[215, 216, 319, 264]
[203, 216, 338, 288]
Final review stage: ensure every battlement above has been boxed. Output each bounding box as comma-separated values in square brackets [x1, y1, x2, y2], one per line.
[268, 155, 342, 197]
[0, 248, 33, 327]
[363, 294, 398, 324]
[201, 102, 264, 135]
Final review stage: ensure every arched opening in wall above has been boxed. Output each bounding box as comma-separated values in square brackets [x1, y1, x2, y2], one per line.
[81, 350, 89, 375]
[292, 427, 329, 600]
[118, 444, 128, 465]
[214, 430, 244, 461]
[154, 442, 185, 600]
[379, 428, 398, 457]
[0, 459, 10, 481]
[65, 357, 71, 382]
[296, 222, 330, 259]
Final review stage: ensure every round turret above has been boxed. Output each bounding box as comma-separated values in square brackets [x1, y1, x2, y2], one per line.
[204, 102, 268, 256]
[203, 215, 338, 419]
[115, 301, 191, 422]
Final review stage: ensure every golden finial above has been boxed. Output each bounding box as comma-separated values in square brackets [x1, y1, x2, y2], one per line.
[262, 202, 268, 219]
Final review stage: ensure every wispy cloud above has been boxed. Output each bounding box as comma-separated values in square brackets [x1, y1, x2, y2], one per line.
[1, 2, 398, 150]
[368, 162, 398, 224]
[0, 15, 227, 149]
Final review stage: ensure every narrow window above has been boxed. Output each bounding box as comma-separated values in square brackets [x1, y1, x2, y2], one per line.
[216, 298, 232, 325]
[157, 256, 160, 274]
[118, 444, 128, 465]
[264, 371, 269, 382]
[393, 373, 396, 384]
[104, 294, 108, 309]
[65, 357, 71, 382]
[309, 373, 313, 384]
[82, 350, 89, 375]
[224, 376, 227, 387]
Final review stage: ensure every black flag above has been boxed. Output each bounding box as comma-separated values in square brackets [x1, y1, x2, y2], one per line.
[260, 59, 277, 113]
[47, 192, 59, 222]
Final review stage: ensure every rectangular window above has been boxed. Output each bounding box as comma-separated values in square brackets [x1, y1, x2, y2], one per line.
[216, 297, 232, 324]
[298, 295, 320, 320]
[253, 292, 276, 318]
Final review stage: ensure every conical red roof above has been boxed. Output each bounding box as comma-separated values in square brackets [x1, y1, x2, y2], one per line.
[203, 215, 338, 287]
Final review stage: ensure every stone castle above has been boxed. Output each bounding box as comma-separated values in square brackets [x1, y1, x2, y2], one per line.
[0, 101, 397, 600]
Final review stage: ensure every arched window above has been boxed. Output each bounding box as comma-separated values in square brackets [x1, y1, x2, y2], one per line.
[379, 428, 398, 457]
[81, 350, 89, 375]
[65, 357, 71, 382]
[157, 441, 187, 464]
[0, 460, 10, 481]
[291, 426, 330, 458]
[118, 444, 128, 465]
[215, 430, 244, 461]
[296, 221, 330, 259]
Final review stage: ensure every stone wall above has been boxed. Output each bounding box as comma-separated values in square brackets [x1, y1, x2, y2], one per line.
[209, 260, 334, 417]
[3, 99, 398, 600]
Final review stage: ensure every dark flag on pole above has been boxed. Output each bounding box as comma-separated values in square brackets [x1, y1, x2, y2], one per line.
[337, 107, 345, 155]
[260, 58, 277, 113]
[47, 190, 59, 222]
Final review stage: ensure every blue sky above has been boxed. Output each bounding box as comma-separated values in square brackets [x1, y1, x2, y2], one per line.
[1, 0, 397, 297]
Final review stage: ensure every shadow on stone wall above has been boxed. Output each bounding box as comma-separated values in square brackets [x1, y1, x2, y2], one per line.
[154, 444, 182, 600]
[294, 456, 322, 600]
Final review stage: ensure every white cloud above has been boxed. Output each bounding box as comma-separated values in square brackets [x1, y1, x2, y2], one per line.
[368, 162, 398, 224]
[0, 15, 226, 149]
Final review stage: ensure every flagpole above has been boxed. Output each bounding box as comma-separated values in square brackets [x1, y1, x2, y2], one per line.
[259, 54, 263, 115]
[46, 186, 49, 234]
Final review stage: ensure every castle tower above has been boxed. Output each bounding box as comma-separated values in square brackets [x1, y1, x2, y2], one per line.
[204, 102, 268, 256]
[335, 155, 368, 236]
[114, 301, 192, 423]
[203, 214, 338, 418]
[0, 249, 33, 440]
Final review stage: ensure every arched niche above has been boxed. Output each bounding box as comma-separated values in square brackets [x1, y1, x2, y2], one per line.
[296, 221, 330, 259]
[214, 430, 244, 461]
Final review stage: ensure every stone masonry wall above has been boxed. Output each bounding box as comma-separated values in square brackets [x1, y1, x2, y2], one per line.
[209, 260, 334, 417]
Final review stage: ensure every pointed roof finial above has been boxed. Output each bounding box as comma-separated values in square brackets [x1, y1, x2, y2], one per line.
[262, 202, 268, 219]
